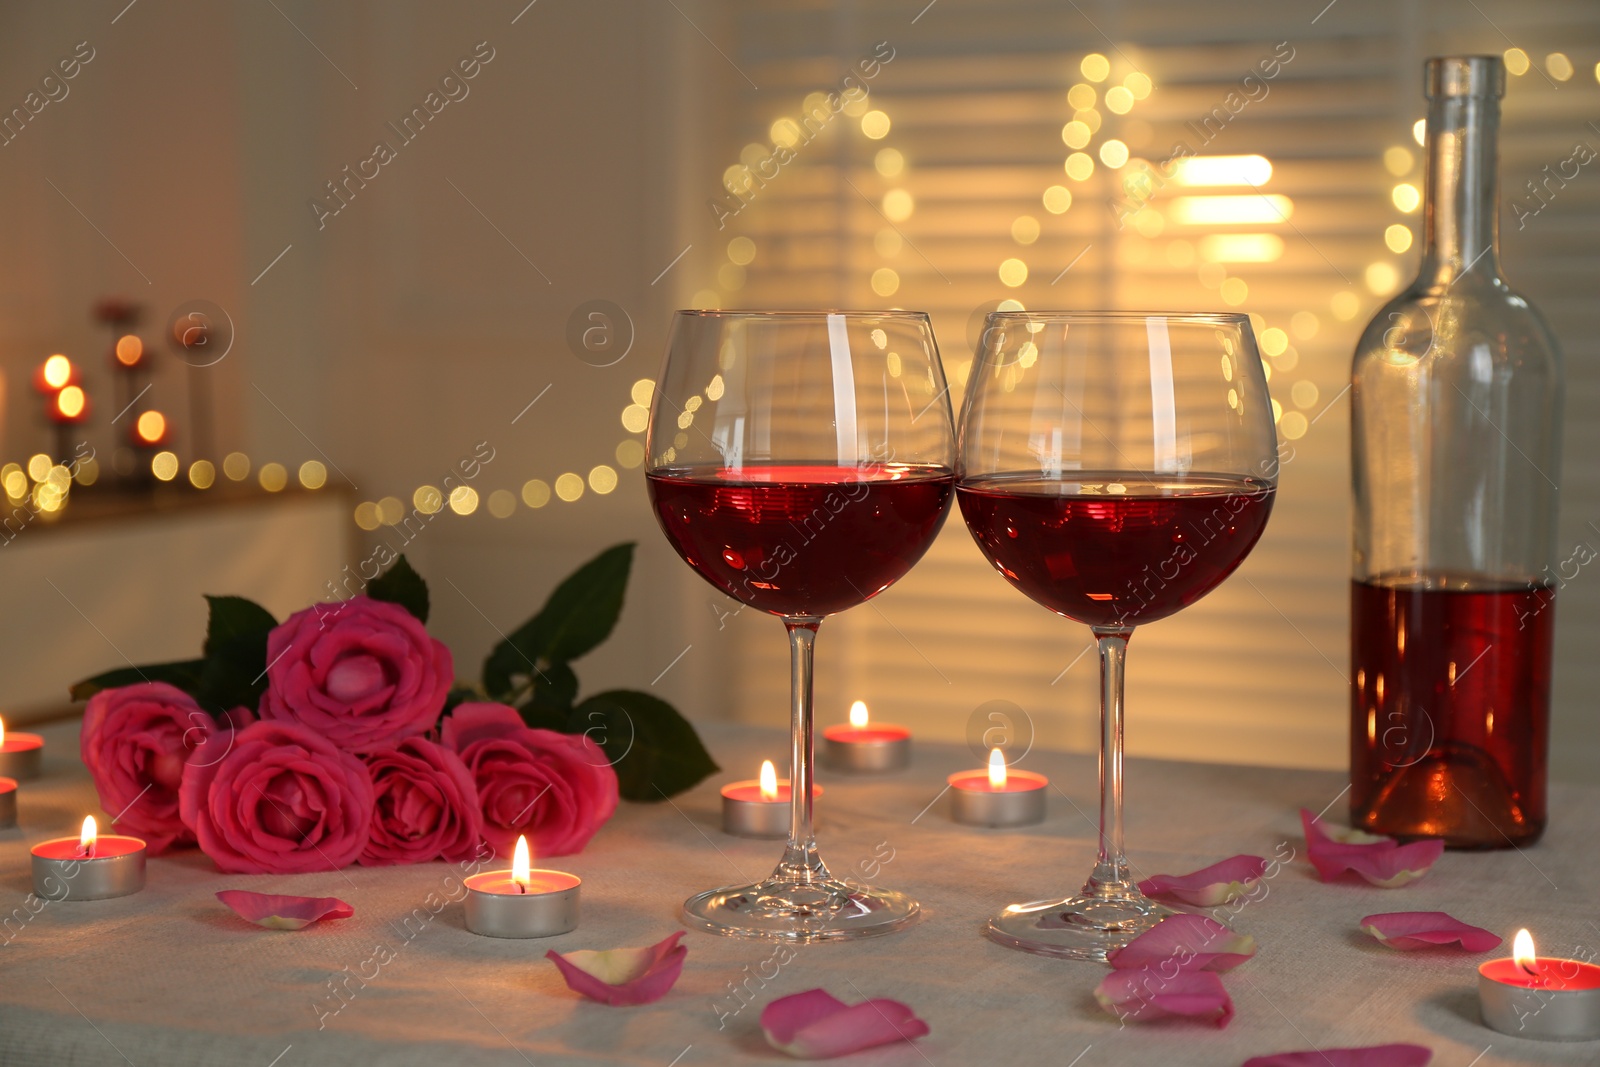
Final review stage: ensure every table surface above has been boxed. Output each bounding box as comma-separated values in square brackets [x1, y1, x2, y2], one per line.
[2, 719, 1596, 1067]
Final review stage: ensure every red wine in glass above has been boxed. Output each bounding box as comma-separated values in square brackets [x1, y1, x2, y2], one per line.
[648, 309, 956, 943]
[648, 463, 954, 619]
[1350, 577, 1552, 847]
[957, 473, 1275, 627]
[956, 310, 1278, 961]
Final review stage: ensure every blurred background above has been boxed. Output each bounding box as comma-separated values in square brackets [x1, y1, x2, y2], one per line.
[0, 0, 1595, 781]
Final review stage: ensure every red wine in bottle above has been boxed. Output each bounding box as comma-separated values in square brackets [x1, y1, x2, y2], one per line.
[1348, 57, 1562, 847]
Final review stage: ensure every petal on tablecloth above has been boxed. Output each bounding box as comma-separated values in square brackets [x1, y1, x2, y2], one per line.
[761, 988, 929, 1059]
[215, 889, 353, 930]
[1300, 809, 1444, 887]
[546, 931, 687, 1006]
[1094, 968, 1234, 1029]
[1360, 911, 1502, 952]
[1242, 1042, 1432, 1066]
[1108, 913, 1258, 973]
[1138, 855, 1269, 906]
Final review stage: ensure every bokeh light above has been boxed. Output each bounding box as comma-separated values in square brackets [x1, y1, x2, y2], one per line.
[589, 465, 618, 494]
[555, 473, 585, 502]
[522, 479, 551, 508]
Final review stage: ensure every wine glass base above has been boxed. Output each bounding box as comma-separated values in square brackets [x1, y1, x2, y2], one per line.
[984, 893, 1174, 962]
[682, 878, 920, 943]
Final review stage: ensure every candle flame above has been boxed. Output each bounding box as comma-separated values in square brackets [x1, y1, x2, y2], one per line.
[43, 355, 73, 390]
[115, 335, 144, 366]
[512, 835, 531, 892]
[79, 815, 97, 857]
[849, 700, 869, 729]
[988, 748, 1007, 789]
[759, 760, 778, 800]
[57, 386, 86, 419]
[135, 410, 167, 445]
[1514, 929, 1537, 974]
[0, 716, 6, 746]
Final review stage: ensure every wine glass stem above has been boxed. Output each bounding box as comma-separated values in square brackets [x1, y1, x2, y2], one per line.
[1087, 626, 1135, 897]
[779, 616, 827, 884]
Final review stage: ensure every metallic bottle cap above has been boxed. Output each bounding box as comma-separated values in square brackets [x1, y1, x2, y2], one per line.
[1425, 56, 1505, 100]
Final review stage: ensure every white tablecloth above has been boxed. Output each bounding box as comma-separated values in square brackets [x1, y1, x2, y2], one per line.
[1, 719, 1595, 1066]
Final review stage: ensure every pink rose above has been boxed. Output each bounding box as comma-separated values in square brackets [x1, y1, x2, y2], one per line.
[443, 703, 618, 859]
[258, 596, 453, 753]
[179, 719, 374, 874]
[359, 737, 483, 866]
[80, 682, 228, 854]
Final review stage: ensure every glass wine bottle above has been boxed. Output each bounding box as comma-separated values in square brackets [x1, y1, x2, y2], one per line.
[1349, 56, 1563, 848]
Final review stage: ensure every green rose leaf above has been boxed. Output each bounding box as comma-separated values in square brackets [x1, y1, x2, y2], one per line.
[196, 595, 278, 713]
[515, 703, 573, 733]
[527, 661, 579, 717]
[483, 542, 635, 695]
[366, 554, 430, 623]
[438, 684, 481, 718]
[572, 688, 718, 801]
[69, 659, 206, 703]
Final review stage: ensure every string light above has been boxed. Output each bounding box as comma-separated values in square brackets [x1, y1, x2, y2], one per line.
[522, 480, 551, 508]
[554, 473, 584, 502]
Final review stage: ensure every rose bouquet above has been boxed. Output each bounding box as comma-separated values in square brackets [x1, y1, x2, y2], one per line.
[72, 544, 716, 874]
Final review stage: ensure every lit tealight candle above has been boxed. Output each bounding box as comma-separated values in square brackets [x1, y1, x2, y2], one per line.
[948, 748, 1048, 827]
[0, 776, 15, 830]
[463, 835, 581, 938]
[721, 759, 823, 838]
[0, 717, 44, 781]
[823, 700, 911, 773]
[1479, 928, 1600, 1040]
[31, 816, 146, 901]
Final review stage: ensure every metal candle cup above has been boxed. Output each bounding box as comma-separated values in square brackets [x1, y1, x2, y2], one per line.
[721, 780, 823, 838]
[947, 767, 1047, 827]
[31, 833, 146, 900]
[463, 870, 581, 938]
[1479, 954, 1600, 1041]
[0, 777, 15, 830]
[0, 728, 43, 781]
[823, 723, 911, 772]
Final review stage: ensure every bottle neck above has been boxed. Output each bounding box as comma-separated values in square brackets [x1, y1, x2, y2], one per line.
[1418, 94, 1501, 283]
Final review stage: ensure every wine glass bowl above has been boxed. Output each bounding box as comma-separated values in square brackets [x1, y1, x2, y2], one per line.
[647, 310, 955, 942]
[957, 311, 1277, 960]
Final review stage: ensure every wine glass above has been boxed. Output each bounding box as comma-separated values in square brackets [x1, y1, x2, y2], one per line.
[957, 311, 1277, 960]
[647, 310, 956, 942]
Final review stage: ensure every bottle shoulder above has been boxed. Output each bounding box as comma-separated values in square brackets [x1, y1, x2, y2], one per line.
[1351, 273, 1562, 373]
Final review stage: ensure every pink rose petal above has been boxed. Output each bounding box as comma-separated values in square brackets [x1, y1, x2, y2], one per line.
[546, 932, 687, 1006]
[1108, 913, 1257, 973]
[761, 988, 930, 1059]
[1242, 1043, 1432, 1067]
[1360, 911, 1501, 952]
[215, 889, 353, 931]
[1138, 855, 1269, 907]
[1300, 810, 1444, 888]
[1094, 969, 1234, 1028]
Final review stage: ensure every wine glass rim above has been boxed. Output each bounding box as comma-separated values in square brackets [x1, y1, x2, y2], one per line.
[986, 310, 1250, 325]
[674, 308, 931, 320]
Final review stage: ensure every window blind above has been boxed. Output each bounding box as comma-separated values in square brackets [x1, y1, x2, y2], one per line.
[691, 0, 1600, 780]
